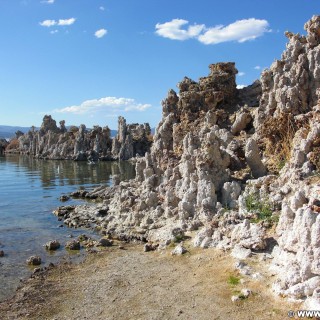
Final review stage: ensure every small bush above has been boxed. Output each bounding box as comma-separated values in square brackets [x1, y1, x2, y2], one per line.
[244, 192, 274, 224]
[228, 275, 240, 286]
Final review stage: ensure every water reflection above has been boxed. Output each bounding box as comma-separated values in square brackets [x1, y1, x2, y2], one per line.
[4, 155, 136, 189]
[0, 155, 135, 302]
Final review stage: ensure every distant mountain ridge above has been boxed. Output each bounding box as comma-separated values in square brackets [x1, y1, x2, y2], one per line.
[0, 125, 37, 139]
[0, 125, 155, 139]
[0, 125, 119, 139]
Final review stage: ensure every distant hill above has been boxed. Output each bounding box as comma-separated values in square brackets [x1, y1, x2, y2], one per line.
[0, 125, 35, 139]
[0, 126, 152, 140]
[0, 125, 119, 139]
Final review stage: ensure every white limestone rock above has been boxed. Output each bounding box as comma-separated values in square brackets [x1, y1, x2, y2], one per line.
[231, 244, 252, 260]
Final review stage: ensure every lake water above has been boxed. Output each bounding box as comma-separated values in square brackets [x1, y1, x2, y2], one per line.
[0, 154, 135, 302]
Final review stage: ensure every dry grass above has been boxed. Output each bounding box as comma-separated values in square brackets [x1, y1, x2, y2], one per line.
[6, 138, 20, 151]
[260, 112, 297, 173]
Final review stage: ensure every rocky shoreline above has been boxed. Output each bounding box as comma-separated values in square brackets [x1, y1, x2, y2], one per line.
[2, 15, 320, 316]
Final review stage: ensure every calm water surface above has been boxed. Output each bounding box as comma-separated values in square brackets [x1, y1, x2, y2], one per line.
[0, 154, 135, 301]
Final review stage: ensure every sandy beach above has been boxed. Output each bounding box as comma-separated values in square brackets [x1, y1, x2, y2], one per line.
[0, 241, 300, 320]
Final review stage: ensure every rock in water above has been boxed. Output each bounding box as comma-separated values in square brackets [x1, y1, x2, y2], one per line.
[65, 240, 81, 250]
[26, 256, 41, 266]
[45, 240, 61, 251]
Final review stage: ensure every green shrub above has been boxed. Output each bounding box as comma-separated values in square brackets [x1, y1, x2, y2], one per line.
[244, 192, 274, 223]
[228, 275, 240, 286]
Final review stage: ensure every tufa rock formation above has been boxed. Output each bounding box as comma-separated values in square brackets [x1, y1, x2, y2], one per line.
[111, 116, 152, 160]
[54, 61, 264, 248]
[6, 115, 152, 161]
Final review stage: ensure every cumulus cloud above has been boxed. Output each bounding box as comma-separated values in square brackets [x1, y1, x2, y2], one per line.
[53, 97, 151, 115]
[50, 29, 58, 34]
[238, 72, 245, 76]
[58, 18, 76, 26]
[155, 18, 270, 45]
[198, 19, 270, 44]
[39, 18, 76, 27]
[41, 0, 54, 3]
[155, 19, 204, 40]
[94, 28, 108, 38]
[40, 19, 56, 27]
[254, 65, 261, 70]
[237, 84, 247, 89]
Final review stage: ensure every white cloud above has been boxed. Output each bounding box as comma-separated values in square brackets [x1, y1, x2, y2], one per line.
[39, 18, 76, 27]
[41, 0, 54, 3]
[155, 19, 204, 40]
[237, 84, 247, 89]
[40, 19, 56, 27]
[53, 97, 151, 115]
[254, 65, 261, 70]
[238, 72, 245, 76]
[58, 18, 76, 26]
[198, 19, 270, 44]
[99, 6, 105, 11]
[95, 28, 108, 38]
[155, 18, 270, 45]
[50, 29, 58, 34]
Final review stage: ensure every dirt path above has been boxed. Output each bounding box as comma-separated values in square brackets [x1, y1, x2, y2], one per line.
[0, 242, 300, 320]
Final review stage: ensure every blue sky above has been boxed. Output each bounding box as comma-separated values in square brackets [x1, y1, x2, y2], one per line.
[0, 0, 318, 129]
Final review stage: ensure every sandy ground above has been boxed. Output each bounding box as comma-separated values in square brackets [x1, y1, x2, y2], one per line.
[0, 242, 301, 320]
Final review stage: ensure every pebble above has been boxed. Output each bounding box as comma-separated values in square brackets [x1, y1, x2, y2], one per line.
[241, 288, 252, 298]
